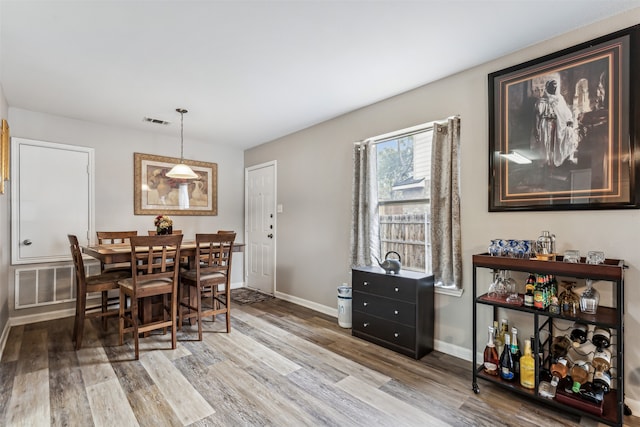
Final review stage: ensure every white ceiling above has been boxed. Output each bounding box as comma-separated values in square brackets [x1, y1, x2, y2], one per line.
[1, 1, 639, 150]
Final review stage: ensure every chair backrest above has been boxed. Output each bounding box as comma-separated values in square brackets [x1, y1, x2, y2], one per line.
[148, 230, 182, 236]
[217, 230, 235, 235]
[68, 234, 87, 291]
[129, 234, 183, 291]
[194, 232, 236, 278]
[97, 231, 138, 244]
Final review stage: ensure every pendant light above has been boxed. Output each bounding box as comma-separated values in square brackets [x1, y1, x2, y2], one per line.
[166, 108, 198, 179]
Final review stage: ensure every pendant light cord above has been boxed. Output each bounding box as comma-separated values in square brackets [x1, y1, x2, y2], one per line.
[177, 108, 187, 163]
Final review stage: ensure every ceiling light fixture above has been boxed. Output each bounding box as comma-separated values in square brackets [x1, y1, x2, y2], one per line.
[166, 108, 198, 179]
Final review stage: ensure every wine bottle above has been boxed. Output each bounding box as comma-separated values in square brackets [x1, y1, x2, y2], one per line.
[533, 275, 545, 310]
[483, 326, 500, 376]
[550, 358, 568, 387]
[570, 360, 590, 393]
[592, 348, 612, 372]
[569, 322, 588, 345]
[593, 369, 612, 394]
[519, 339, 535, 389]
[493, 320, 503, 354]
[592, 327, 611, 349]
[511, 327, 521, 378]
[499, 333, 515, 381]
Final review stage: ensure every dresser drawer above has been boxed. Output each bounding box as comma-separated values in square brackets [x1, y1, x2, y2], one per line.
[352, 311, 416, 350]
[352, 291, 415, 325]
[352, 270, 416, 302]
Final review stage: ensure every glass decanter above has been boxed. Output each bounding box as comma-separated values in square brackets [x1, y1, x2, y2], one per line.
[559, 281, 580, 316]
[504, 270, 523, 305]
[487, 270, 508, 299]
[580, 279, 600, 314]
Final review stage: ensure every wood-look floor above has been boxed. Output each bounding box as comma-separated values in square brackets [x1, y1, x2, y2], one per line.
[1, 298, 639, 427]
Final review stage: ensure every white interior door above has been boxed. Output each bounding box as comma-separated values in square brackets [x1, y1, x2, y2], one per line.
[12, 137, 94, 264]
[245, 161, 276, 294]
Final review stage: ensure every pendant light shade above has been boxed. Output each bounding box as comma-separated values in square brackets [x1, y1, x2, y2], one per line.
[166, 108, 198, 179]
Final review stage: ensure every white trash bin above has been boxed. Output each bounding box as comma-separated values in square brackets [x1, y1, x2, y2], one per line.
[337, 285, 352, 328]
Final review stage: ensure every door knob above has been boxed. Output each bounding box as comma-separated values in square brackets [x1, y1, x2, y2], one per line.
[267, 234, 273, 239]
[23, 239, 32, 246]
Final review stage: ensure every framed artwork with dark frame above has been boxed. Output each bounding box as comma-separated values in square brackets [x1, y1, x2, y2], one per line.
[488, 24, 640, 211]
[134, 152, 217, 216]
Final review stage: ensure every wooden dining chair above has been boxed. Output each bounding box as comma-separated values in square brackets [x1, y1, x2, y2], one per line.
[96, 230, 138, 274]
[68, 234, 131, 350]
[118, 234, 183, 360]
[179, 232, 235, 340]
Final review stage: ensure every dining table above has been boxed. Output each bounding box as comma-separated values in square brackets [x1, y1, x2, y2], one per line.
[81, 239, 244, 329]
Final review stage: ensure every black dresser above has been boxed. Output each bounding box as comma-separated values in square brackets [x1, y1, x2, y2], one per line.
[351, 266, 434, 359]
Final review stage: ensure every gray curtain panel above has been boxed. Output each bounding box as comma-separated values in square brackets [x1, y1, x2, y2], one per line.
[350, 140, 379, 267]
[430, 116, 462, 288]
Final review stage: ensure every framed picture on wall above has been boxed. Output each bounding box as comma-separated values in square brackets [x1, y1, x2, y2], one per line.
[134, 152, 217, 216]
[488, 24, 640, 211]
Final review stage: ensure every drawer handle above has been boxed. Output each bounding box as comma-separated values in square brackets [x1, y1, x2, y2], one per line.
[363, 302, 368, 307]
[394, 287, 399, 292]
[394, 333, 399, 338]
[363, 281, 369, 286]
[394, 310, 399, 315]
[363, 322, 370, 328]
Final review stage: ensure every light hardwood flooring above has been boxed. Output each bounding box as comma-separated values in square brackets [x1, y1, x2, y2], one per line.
[1, 298, 639, 426]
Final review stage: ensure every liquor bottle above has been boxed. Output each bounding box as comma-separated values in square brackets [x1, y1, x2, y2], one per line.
[511, 327, 521, 378]
[569, 322, 588, 345]
[524, 274, 535, 308]
[483, 326, 500, 376]
[570, 360, 590, 393]
[549, 358, 568, 387]
[499, 333, 515, 381]
[519, 338, 535, 389]
[592, 327, 611, 349]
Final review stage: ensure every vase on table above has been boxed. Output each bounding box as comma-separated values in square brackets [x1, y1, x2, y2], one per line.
[157, 226, 172, 235]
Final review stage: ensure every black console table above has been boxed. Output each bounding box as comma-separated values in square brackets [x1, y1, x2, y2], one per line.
[351, 266, 434, 359]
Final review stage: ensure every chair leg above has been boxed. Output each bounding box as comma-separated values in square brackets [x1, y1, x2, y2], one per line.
[75, 290, 88, 350]
[131, 296, 139, 360]
[102, 290, 109, 330]
[171, 292, 177, 349]
[225, 288, 231, 333]
[197, 284, 203, 341]
[119, 291, 125, 346]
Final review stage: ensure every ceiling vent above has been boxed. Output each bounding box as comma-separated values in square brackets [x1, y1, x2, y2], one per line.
[143, 117, 171, 125]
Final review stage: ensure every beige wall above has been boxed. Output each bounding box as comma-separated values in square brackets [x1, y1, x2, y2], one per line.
[245, 10, 640, 410]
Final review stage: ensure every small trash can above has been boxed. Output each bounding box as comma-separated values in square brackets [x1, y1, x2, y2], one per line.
[337, 285, 352, 328]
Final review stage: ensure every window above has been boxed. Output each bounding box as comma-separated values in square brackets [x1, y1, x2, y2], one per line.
[352, 116, 461, 293]
[373, 124, 434, 273]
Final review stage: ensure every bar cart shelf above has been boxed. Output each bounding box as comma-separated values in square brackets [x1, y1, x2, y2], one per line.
[472, 253, 626, 426]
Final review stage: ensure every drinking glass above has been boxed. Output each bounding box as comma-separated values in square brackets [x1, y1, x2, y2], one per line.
[586, 251, 605, 265]
[563, 250, 580, 263]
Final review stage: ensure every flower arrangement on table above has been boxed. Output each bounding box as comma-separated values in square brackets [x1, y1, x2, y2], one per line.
[154, 215, 173, 235]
